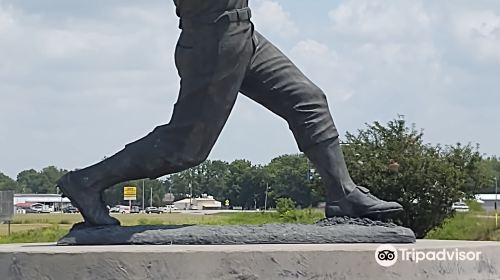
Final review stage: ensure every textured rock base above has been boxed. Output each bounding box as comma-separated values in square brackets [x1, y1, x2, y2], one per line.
[1, 240, 499, 280]
[57, 218, 416, 245]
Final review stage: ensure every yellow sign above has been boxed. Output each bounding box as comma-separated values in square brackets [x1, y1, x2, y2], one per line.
[224, 199, 230, 206]
[123, 186, 137, 201]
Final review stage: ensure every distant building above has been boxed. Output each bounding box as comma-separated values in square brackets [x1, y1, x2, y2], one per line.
[475, 194, 499, 212]
[173, 194, 222, 210]
[14, 194, 72, 212]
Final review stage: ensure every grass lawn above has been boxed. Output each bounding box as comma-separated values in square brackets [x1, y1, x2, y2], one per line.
[0, 224, 72, 236]
[426, 201, 500, 241]
[3, 208, 498, 244]
[425, 212, 500, 241]
[0, 209, 324, 244]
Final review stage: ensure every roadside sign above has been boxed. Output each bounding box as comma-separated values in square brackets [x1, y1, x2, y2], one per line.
[224, 199, 230, 207]
[0, 191, 14, 222]
[123, 186, 137, 201]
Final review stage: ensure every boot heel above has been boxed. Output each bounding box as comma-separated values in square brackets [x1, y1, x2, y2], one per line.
[325, 205, 344, 217]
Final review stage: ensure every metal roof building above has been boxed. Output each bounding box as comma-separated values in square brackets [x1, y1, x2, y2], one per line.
[14, 194, 72, 212]
[174, 195, 222, 210]
[475, 194, 499, 212]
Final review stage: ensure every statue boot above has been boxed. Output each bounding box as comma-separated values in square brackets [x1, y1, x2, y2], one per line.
[57, 149, 142, 228]
[304, 138, 404, 219]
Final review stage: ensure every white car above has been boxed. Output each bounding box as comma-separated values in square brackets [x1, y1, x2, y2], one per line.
[452, 202, 470, 212]
[160, 205, 179, 212]
[109, 205, 130, 214]
[31, 203, 53, 213]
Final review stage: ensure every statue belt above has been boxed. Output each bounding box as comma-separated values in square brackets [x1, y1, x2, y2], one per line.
[179, 7, 252, 29]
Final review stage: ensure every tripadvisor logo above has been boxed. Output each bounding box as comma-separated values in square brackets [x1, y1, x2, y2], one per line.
[375, 245, 398, 267]
[375, 244, 482, 267]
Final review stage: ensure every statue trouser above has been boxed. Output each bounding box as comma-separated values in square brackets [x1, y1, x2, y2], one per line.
[58, 7, 402, 226]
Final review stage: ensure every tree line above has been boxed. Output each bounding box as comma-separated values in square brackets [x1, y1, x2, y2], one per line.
[1, 117, 498, 237]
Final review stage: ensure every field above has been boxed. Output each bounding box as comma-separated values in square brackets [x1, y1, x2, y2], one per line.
[1, 209, 499, 243]
[0, 209, 324, 243]
[426, 212, 500, 241]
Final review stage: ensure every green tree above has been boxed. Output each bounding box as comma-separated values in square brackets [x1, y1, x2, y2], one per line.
[343, 117, 489, 237]
[103, 179, 166, 208]
[41, 166, 67, 187]
[167, 160, 231, 202]
[265, 154, 320, 208]
[17, 169, 52, 193]
[167, 159, 267, 209]
[203, 160, 231, 200]
[0, 172, 19, 192]
[224, 159, 262, 209]
[16, 166, 67, 194]
[480, 157, 500, 193]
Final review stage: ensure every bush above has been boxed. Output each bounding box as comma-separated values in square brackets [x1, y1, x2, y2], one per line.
[343, 117, 490, 238]
[275, 198, 322, 223]
[276, 198, 296, 215]
[466, 200, 485, 213]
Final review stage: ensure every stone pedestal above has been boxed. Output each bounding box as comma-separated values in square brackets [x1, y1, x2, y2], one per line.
[57, 221, 416, 245]
[1, 240, 499, 280]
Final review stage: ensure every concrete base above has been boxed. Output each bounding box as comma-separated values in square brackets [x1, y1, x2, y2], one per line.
[0, 240, 499, 280]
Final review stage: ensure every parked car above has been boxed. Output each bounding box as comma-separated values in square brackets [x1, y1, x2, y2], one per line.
[109, 205, 130, 214]
[62, 206, 79, 213]
[452, 202, 470, 212]
[130, 206, 140, 214]
[31, 203, 52, 213]
[160, 205, 179, 212]
[16, 207, 39, 214]
[145, 207, 163, 214]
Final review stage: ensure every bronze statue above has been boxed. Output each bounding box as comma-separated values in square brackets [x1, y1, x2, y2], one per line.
[57, 0, 404, 227]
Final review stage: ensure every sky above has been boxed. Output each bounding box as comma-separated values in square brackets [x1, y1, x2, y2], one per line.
[1, 0, 499, 179]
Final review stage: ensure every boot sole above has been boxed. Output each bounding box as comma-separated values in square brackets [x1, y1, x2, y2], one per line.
[326, 205, 404, 219]
[57, 173, 120, 228]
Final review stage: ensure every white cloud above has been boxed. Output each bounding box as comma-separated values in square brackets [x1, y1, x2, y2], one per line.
[251, 0, 298, 37]
[1, 0, 499, 179]
[0, 1, 181, 177]
[41, 30, 115, 58]
[329, 0, 431, 41]
[290, 40, 335, 65]
[320, 0, 500, 158]
[452, 10, 500, 62]
[289, 40, 355, 102]
[323, 0, 449, 101]
[0, 5, 15, 34]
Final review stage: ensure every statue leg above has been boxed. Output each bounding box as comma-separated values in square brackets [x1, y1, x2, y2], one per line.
[240, 31, 403, 218]
[58, 22, 255, 226]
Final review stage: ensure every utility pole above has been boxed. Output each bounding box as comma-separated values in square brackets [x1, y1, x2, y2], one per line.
[58, 186, 63, 212]
[142, 180, 145, 211]
[150, 186, 153, 208]
[264, 182, 269, 212]
[169, 185, 173, 214]
[495, 177, 498, 228]
[189, 183, 192, 209]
